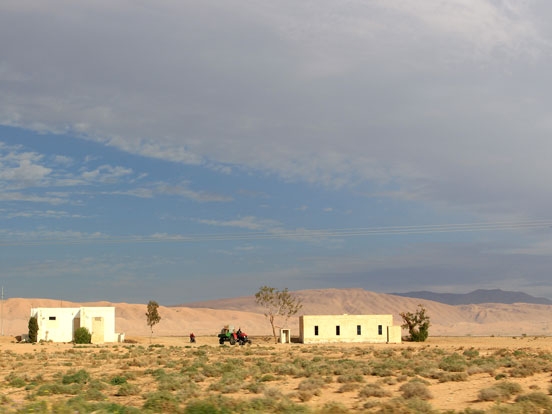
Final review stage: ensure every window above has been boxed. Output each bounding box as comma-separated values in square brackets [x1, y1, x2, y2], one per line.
[49, 316, 56, 321]
[336, 325, 340, 336]
[314, 325, 319, 336]
[357, 325, 362, 335]
[378, 325, 383, 335]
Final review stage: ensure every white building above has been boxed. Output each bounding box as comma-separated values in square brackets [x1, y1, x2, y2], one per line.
[30, 307, 120, 343]
[299, 314, 402, 344]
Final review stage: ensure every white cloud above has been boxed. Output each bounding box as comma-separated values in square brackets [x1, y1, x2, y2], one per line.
[0, 1, 551, 218]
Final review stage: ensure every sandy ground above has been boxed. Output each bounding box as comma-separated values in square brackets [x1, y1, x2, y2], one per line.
[2, 334, 552, 412]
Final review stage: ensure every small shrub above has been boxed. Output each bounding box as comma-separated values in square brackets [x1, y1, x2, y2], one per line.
[478, 381, 522, 402]
[110, 376, 127, 385]
[514, 392, 552, 409]
[115, 382, 140, 396]
[6, 373, 27, 388]
[337, 383, 359, 393]
[358, 383, 391, 398]
[439, 353, 468, 372]
[462, 348, 480, 358]
[297, 377, 325, 401]
[143, 390, 180, 412]
[62, 369, 90, 385]
[74, 327, 92, 344]
[399, 380, 433, 400]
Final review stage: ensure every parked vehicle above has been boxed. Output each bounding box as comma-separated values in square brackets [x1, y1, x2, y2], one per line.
[236, 329, 251, 346]
[218, 325, 237, 345]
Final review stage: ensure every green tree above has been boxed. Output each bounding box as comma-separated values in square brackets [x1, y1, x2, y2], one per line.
[28, 315, 38, 343]
[255, 286, 302, 343]
[146, 300, 161, 343]
[74, 327, 92, 344]
[400, 304, 430, 342]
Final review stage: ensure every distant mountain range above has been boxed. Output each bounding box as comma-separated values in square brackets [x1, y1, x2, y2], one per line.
[391, 289, 552, 305]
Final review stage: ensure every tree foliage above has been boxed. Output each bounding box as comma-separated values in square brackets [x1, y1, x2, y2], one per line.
[28, 315, 38, 343]
[74, 327, 92, 344]
[255, 286, 302, 343]
[146, 300, 161, 343]
[400, 304, 430, 342]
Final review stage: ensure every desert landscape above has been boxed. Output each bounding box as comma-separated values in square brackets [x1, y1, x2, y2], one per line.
[1, 289, 552, 412]
[2, 288, 552, 338]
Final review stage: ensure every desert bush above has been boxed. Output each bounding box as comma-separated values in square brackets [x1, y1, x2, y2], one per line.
[435, 371, 469, 383]
[370, 398, 436, 413]
[478, 381, 522, 402]
[263, 386, 284, 400]
[260, 374, 277, 382]
[358, 383, 391, 398]
[62, 369, 90, 384]
[297, 377, 325, 401]
[315, 401, 350, 413]
[246, 381, 266, 394]
[84, 387, 107, 401]
[439, 353, 468, 372]
[462, 348, 480, 358]
[208, 376, 242, 394]
[509, 359, 542, 377]
[115, 382, 140, 396]
[35, 383, 81, 396]
[6, 372, 27, 388]
[110, 375, 127, 385]
[73, 327, 92, 344]
[143, 390, 181, 412]
[337, 383, 360, 393]
[510, 392, 552, 412]
[336, 373, 364, 383]
[399, 380, 433, 400]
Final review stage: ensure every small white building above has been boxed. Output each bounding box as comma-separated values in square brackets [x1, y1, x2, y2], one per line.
[30, 307, 120, 343]
[299, 314, 402, 344]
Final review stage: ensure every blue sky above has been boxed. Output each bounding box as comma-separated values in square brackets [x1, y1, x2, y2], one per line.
[2, 1, 552, 304]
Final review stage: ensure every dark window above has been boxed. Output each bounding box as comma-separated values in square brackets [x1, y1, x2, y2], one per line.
[336, 326, 340, 336]
[357, 325, 362, 335]
[378, 325, 383, 335]
[314, 326, 319, 336]
[49, 316, 56, 321]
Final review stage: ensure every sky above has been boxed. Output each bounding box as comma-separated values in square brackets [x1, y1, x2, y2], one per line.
[2, 1, 552, 304]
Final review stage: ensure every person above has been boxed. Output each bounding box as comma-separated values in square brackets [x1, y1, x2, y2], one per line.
[189, 332, 196, 343]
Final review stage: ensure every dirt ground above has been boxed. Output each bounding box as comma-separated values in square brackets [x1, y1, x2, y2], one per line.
[1, 335, 552, 412]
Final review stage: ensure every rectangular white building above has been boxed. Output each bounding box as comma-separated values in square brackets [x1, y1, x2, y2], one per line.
[30, 307, 119, 343]
[299, 314, 402, 344]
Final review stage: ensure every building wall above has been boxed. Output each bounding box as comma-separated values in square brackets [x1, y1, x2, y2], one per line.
[80, 307, 118, 343]
[299, 314, 401, 344]
[31, 308, 80, 342]
[31, 307, 118, 343]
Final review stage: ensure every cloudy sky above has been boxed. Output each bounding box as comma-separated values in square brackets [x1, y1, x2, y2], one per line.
[2, 0, 552, 304]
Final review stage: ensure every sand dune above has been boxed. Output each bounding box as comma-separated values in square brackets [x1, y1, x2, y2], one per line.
[2, 288, 551, 339]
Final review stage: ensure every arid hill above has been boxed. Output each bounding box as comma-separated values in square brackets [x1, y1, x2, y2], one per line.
[2, 288, 551, 339]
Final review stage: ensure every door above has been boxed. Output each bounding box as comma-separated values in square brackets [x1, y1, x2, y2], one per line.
[91, 317, 104, 343]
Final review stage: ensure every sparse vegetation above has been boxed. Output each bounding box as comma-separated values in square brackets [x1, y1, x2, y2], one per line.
[1, 336, 552, 412]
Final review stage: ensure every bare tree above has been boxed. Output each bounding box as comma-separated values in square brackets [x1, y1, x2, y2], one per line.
[255, 286, 302, 343]
[146, 300, 161, 343]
